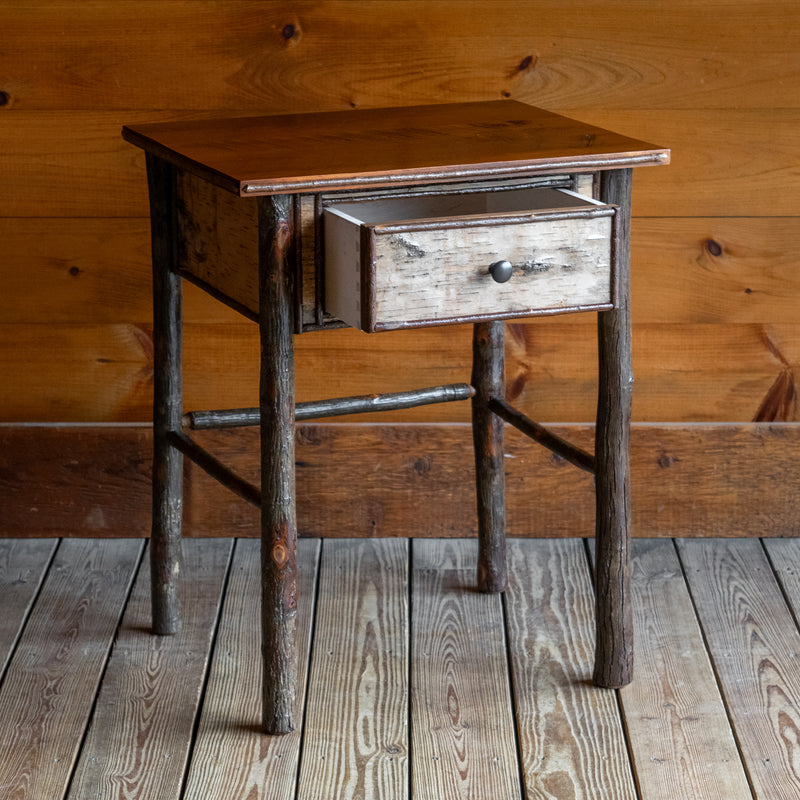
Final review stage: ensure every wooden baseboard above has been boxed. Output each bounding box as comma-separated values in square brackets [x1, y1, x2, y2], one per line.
[0, 423, 796, 539]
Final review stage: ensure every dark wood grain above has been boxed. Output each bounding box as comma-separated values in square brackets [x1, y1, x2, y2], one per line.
[258, 193, 299, 734]
[147, 153, 184, 636]
[471, 321, 507, 592]
[3, 422, 800, 540]
[123, 101, 667, 196]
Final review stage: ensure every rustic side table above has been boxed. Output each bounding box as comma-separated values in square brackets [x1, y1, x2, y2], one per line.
[123, 101, 668, 735]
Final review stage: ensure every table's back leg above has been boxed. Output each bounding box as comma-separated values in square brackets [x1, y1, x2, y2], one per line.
[258, 194, 299, 735]
[472, 320, 507, 593]
[146, 153, 183, 636]
[594, 168, 634, 688]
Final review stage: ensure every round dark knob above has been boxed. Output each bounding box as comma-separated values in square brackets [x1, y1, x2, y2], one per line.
[489, 260, 513, 283]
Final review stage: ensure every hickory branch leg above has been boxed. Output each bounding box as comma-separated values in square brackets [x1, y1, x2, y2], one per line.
[259, 194, 299, 734]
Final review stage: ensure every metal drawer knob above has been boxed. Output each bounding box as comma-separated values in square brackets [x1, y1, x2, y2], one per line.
[489, 260, 513, 283]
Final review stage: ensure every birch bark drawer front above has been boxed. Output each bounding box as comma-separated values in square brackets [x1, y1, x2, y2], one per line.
[324, 187, 618, 332]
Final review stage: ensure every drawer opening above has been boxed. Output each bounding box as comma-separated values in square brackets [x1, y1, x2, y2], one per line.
[324, 187, 617, 332]
[326, 187, 604, 227]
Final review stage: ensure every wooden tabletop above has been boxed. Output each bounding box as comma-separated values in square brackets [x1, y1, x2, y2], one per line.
[122, 101, 669, 196]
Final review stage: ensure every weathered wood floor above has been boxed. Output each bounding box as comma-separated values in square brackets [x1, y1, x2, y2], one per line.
[2, 536, 800, 799]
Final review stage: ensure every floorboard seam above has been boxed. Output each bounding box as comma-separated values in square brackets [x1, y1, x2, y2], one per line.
[294, 537, 324, 800]
[177, 538, 237, 800]
[760, 537, 800, 634]
[407, 537, 415, 800]
[672, 538, 758, 800]
[500, 587, 527, 800]
[62, 538, 147, 800]
[0, 538, 62, 691]
[582, 536, 641, 799]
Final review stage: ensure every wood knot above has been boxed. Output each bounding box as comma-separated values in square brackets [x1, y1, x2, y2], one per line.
[280, 21, 301, 46]
[272, 543, 289, 568]
[705, 239, 723, 257]
[507, 54, 537, 79]
[518, 55, 535, 72]
[0, 91, 9, 107]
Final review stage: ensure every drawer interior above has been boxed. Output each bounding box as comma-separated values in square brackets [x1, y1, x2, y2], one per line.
[325, 187, 602, 226]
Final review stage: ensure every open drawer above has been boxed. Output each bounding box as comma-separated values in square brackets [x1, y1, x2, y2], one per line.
[323, 186, 618, 332]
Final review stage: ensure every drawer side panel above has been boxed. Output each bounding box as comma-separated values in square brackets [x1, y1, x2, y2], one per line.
[324, 211, 363, 329]
[176, 170, 260, 317]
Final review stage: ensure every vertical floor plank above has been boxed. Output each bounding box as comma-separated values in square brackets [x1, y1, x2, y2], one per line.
[763, 538, 800, 623]
[411, 538, 520, 800]
[505, 538, 636, 799]
[0, 538, 143, 800]
[298, 538, 408, 800]
[67, 538, 233, 800]
[0, 538, 58, 677]
[620, 539, 752, 799]
[678, 538, 800, 798]
[183, 538, 320, 800]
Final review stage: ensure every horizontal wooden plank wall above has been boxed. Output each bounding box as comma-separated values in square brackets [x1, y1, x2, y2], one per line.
[1, 2, 798, 536]
[2, 423, 798, 539]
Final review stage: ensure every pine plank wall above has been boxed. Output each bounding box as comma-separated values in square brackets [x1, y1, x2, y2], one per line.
[1, 1, 799, 539]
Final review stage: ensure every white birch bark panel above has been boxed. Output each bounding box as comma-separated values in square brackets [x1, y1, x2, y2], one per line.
[372, 213, 612, 326]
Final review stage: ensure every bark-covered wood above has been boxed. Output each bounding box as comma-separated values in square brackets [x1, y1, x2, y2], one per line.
[471, 321, 507, 593]
[325, 189, 616, 331]
[488, 396, 596, 474]
[147, 153, 184, 636]
[594, 168, 634, 689]
[169, 431, 261, 507]
[259, 193, 298, 735]
[185, 382, 474, 429]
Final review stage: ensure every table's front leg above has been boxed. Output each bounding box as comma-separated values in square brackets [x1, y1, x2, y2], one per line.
[594, 168, 634, 688]
[258, 194, 298, 735]
[147, 153, 183, 636]
[472, 320, 507, 593]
